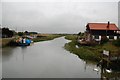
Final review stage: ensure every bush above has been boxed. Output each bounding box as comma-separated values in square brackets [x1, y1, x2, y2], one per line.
[101, 37, 109, 44]
[2, 27, 14, 38]
[112, 39, 120, 47]
[18, 32, 24, 36]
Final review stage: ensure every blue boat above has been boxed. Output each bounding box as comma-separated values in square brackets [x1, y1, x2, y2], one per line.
[17, 38, 32, 46]
[18, 43, 30, 46]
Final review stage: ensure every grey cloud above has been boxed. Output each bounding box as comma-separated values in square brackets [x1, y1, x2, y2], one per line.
[2, 2, 118, 33]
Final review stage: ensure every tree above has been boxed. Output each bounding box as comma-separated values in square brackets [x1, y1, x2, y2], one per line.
[24, 31, 29, 35]
[18, 32, 24, 36]
[78, 32, 81, 35]
[2, 27, 14, 38]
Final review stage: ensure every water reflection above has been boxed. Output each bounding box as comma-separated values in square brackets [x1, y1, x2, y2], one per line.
[21, 47, 28, 61]
[2, 47, 18, 62]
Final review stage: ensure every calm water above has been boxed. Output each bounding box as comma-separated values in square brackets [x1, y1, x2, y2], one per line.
[2, 37, 100, 78]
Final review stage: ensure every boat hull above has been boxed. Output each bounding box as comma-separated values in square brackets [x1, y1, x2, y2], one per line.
[17, 43, 30, 46]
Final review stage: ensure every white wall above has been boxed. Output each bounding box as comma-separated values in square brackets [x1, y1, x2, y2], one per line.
[93, 35, 118, 41]
[93, 35, 101, 41]
[114, 36, 117, 40]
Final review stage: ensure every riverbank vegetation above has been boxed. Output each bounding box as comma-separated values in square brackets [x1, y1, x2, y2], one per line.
[32, 34, 64, 42]
[64, 34, 78, 40]
[1, 34, 65, 47]
[64, 35, 120, 62]
[1, 27, 66, 47]
[0, 38, 14, 47]
[1, 27, 16, 38]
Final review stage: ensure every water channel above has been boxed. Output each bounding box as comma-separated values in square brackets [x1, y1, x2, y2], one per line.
[2, 37, 100, 78]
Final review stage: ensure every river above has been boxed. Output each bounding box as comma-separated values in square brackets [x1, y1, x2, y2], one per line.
[2, 37, 100, 78]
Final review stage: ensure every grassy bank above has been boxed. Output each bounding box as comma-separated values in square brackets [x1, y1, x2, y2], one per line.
[1, 34, 64, 47]
[0, 38, 14, 47]
[64, 34, 78, 40]
[32, 34, 64, 42]
[64, 35, 120, 62]
[65, 40, 101, 62]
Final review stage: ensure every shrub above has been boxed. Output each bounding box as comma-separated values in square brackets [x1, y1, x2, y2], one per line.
[18, 32, 24, 36]
[112, 39, 120, 47]
[2, 27, 14, 38]
[101, 37, 109, 44]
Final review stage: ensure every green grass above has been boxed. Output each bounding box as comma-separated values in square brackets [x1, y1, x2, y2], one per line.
[65, 34, 78, 40]
[32, 34, 63, 42]
[64, 40, 101, 62]
[64, 35, 120, 62]
[102, 42, 119, 54]
[102, 72, 120, 78]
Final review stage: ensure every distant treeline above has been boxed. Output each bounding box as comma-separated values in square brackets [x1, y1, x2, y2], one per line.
[0, 27, 39, 38]
[17, 31, 38, 36]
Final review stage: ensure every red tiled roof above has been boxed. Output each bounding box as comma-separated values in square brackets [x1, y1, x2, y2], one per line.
[87, 23, 119, 30]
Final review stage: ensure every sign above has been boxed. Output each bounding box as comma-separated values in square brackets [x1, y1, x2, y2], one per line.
[103, 50, 109, 56]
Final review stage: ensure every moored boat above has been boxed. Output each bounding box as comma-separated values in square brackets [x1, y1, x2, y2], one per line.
[16, 37, 32, 46]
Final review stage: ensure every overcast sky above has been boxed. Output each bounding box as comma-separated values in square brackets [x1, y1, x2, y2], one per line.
[1, 0, 119, 33]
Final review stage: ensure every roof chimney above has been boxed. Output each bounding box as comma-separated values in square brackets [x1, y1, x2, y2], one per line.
[107, 21, 110, 28]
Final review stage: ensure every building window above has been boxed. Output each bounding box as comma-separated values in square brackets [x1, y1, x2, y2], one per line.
[94, 35, 99, 39]
[109, 36, 114, 39]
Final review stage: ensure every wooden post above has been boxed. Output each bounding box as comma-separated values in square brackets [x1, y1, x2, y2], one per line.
[107, 51, 110, 69]
[101, 58, 104, 80]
